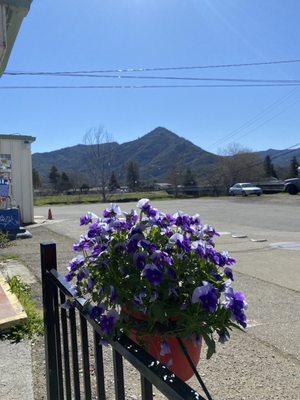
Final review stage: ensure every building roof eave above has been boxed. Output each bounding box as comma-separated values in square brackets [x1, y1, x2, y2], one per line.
[0, 133, 36, 143]
[0, 0, 32, 76]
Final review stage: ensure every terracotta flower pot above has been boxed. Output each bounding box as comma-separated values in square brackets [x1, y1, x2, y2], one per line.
[122, 307, 202, 381]
[130, 331, 201, 381]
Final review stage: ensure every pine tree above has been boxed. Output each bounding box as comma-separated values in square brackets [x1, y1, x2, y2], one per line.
[263, 155, 277, 178]
[109, 171, 120, 190]
[32, 168, 42, 189]
[183, 168, 197, 187]
[80, 183, 90, 194]
[183, 168, 198, 196]
[126, 160, 140, 190]
[48, 165, 60, 192]
[289, 156, 299, 177]
[60, 172, 72, 192]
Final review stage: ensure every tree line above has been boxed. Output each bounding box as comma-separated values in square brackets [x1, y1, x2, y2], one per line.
[32, 126, 299, 199]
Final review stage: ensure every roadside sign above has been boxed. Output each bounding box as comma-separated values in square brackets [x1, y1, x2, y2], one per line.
[0, 208, 20, 234]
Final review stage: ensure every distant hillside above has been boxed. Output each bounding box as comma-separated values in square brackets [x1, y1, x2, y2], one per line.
[32, 127, 300, 183]
[255, 148, 300, 167]
[32, 127, 219, 182]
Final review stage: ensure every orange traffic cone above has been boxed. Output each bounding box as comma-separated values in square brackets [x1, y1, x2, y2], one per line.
[48, 208, 53, 220]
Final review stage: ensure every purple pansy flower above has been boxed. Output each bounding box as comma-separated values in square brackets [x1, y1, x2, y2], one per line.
[216, 251, 236, 267]
[191, 214, 201, 226]
[89, 304, 105, 320]
[192, 281, 218, 313]
[170, 233, 184, 245]
[134, 288, 147, 306]
[218, 331, 230, 344]
[151, 251, 173, 266]
[103, 204, 121, 219]
[68, 255, 84, 273]
[99, 310, 119, 335]
[72, 236, 93, 252]
[91, 244, 107, 258]
[80, 212, 97, 226]
[86, 277, 95, 291]
[123, 209, 139, 226]
[173, 211, 191, 228]
[133, 252, 147, 270]
[142, 264, 163, 286]
[65, 271, 73, 282]
[137, 198, 158, 218]
[223, 287, 247, 328]
[76, 267, 89, 282]
[170, 233, 190, 252]
[224, 267, 234, 281]
[157, 212, 176, 228]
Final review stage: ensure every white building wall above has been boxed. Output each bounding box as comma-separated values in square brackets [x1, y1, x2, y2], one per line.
[0, 137, 34, 223]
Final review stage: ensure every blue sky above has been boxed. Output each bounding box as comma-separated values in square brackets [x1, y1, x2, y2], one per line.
[0, 0, 299, 154]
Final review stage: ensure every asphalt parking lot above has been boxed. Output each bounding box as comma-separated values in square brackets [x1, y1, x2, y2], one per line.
[33, 194, 300, 399]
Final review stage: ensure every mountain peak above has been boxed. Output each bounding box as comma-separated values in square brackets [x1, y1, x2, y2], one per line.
[144, 127, 179, 139]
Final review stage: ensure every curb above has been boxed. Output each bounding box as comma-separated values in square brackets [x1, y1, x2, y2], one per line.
[0, 276, 27, 331]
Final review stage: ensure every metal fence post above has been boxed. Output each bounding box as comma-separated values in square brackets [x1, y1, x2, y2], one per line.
[41, 242, 60, 400]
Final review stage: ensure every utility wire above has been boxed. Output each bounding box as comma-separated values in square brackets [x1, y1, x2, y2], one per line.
[4, 58, 300, 75]
[232, 99, 298, 143]
[2, 83, 300, 89]
[207, 89, 298, 149]
[238, 142, 300, 173]
[4, 71, 300, 84]
[207, 89, 296, 149]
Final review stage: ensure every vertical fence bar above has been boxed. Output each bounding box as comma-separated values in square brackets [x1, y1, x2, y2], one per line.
[60, 292, 72, 400]
[113, 349, 125, 400]
[80, 315, 92, 400]
[40, 242, 60, 400]
[69, 308, 81, 400]
[93, 331, 106, 400]
[141, 375, 153, 400]
[53, 286, 65, 400]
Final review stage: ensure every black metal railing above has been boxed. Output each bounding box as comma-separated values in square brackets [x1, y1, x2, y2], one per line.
[41, 242, 207, 400]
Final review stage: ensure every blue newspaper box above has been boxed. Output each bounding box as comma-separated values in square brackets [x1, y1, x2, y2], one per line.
[0, 208, 20, 234]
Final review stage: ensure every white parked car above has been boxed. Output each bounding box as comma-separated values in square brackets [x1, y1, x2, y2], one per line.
[229, 183, 262, 197]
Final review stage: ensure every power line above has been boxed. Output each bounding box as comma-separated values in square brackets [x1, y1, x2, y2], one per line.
[207, 89, 298, 149]
[4, 58, 300, 75]
[4, 71, 300, 84]
[2, 83, 300, 89]
[239, 142, 300, 173]
[270, 144, 300, 161]
[232, 100, 298, 144]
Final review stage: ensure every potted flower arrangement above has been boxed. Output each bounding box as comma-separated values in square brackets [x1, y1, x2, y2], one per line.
[66, 199, 247, 381]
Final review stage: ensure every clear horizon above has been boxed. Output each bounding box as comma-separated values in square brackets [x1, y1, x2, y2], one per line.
[0, 0, 299, 154]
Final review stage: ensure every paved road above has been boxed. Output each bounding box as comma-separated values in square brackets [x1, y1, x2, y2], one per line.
[35, 195, 300, 291]
[33, 195, 300, 398]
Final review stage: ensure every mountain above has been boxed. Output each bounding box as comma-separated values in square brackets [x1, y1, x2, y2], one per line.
[255, 148, 300, 167]
[32, 127, 300, 183]
[32, 127, 219, 182]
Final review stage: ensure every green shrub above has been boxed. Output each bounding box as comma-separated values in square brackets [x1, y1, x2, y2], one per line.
[0, 276, 43, 342]
[0, 231, 11, 249]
